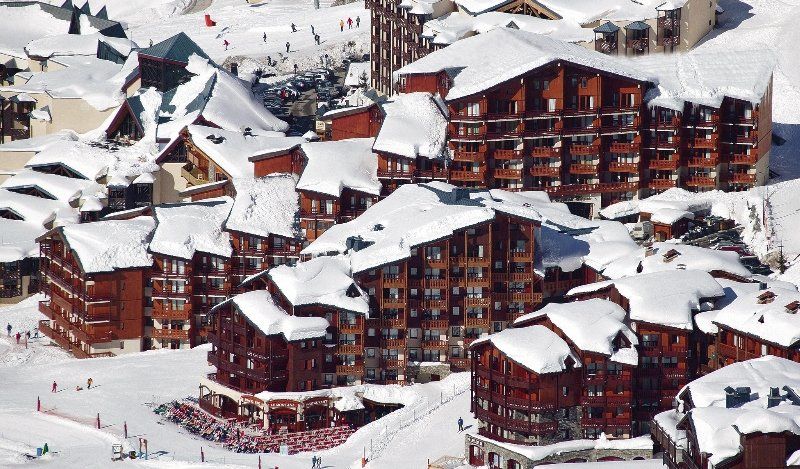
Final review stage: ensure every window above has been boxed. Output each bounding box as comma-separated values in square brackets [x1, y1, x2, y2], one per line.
[368, 328, 376, 337]
[409, 329, 419, 339]
[367, 348, 376, 357]
[451, 326, 461, 337]
[562, 386, 569, 396]
[452, 307, 460, 316]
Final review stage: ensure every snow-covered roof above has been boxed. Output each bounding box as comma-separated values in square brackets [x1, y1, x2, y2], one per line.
[149, 198, 233, 260]
[631, 49, 776, 112]
[1, 169, 103, 203]
[667, 357, 800, 467]
[225, 290, 329, 342]
[268, 256, 369, 315]
[186, 125, 299, 178]
[24, 141, 109, 181]
[514, 299, 638, 365]
[57, 216, 155, 273]
[0, 56, 131, 111]
[344, 61, 370, 87]
[302, 183, 550, 273]
[0, 130, 78, 153]
[470, 433, 652, 463]
[713, 285, 800, 348]
[224, 175, 300, 239]
[650, 208, 694, 225]
[296, 138, 380, 197]
[422, 11, 593, 46]
[25, 33, 136, 59]
[0, 218, 45, 263]
[0, 188, 75, 227]
[602, 242, 751, 279]
[396, 28, 649, 102]
[373, 92, 448, 160]
[471, 324, 580, 374]
[569, 270, 725, 329]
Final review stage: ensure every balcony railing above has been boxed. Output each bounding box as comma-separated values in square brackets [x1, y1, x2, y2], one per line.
[730, 172, 756, 184]
[493, 168, 523, 179]
[608, 162, 639, 172]
[686, 176, 717, 187]
[730, 153, 758, 165]
[649, 159, 679, 170]
[570, 163, 599, 174]
[492, 149, 523, 160]
[529, 165, 560, 177]
[569, 144, 600, 156]
[530, 146, 561, 158]
[609, 142, 640, 153]
[450, 170, 485, 182]
[452, 150, 485, 162]
[649, 178, 678, 189]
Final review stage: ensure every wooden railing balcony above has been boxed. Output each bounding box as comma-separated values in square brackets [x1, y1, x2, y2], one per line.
[337, 344, 362, 355]
[493, 168, 523, 179]
[652, 139, 679, 149]
[570, 163, 599, 174]
[416, 168, 450, 180]
[451, 130, 485, 141]
[151, 306, 192, 321]
[380, 357, 405, 368]
[525, 108, 562, 118]
[693, 138, 717, 148]
[425, 277, 448, 289]
[381, 297, 406, 309]
[450, 170, 486, 182]
[649, 178, 678, 189]
[486, 111, 523, 121]
[530, 146, 561, 158]
[523, 128, 561, 138]
[381, 274, 405, 288]
[421, 319, 449, 330]
[686, 176, 717, 187]
[339, 318, 364, 333]
[649, 159, 679, 170]
[735, 135, 758, 145]
[687, 156, 719, 167]
[452, 150, 485, 162]
[569, 144, 600, 156]
[608, 162, 639, 173]
[423, 298, 447, 309]
[609, 142, 640, 153]
[465, 276, 490, 288]
[382, 337, 406, 348]
[492, 149, 523, 160]
[377, 168, 414, 178]
[545, 181, 639, 197]
[626, 38, 648, 51]
[530, 165, 561, 177]
[730, 172, 757, 184]
[451, 112, 486, 122]
[465, 315, 490, 327]
[730, 153, 758, 165]
[420, 339, 448, 349]
[150, 328, 190, 340]
[336, 364, 365, 375]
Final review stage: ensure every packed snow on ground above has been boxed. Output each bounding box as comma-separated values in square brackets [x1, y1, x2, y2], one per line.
[0, 300, 478, 468]
[128, 0, 370, 74]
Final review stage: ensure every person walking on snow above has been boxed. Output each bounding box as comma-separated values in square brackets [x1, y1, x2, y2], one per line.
[356, 15, 361, 27]
[347, 17, 353, 29]
[223, 39, 229, 50]
[294, 63, 299, 73]
[6, 323, 10, 336]
[339, 19, 344, 32]
[311, 24, 315, 35]
[87, 378, 93, 389]
[286, 41, 291, 53]
[263, 32, 267, 42]
[291, 23, 297, 32]
[15, 332, 20, 344]
[458, 416, 464, 432]
[314, 34, 320, 45]
[51, 381, 57, 393]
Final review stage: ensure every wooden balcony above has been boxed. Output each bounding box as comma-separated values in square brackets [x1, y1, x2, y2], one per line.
[340, 318, 364, 333]
[452, 150, 485, 162]
[422, 298, 447, 309]
[420, 339, 448, 349]
[686, 176, 717, 188]
[381, 297, 405, 309]
[465, 315, 490, 327]
[421, 319, 449, 330]
[336, 364, 365, 375]
[382, 338, 406, 348]
[492, 149, 523, 160]
[570, 144, 600, 156]
[569, 163, 599, 174]
[337, 343, 362, 354]
[150, 328, 190, 340]
[692, 138, 717, 149]
[626, 38, 648, 52]
[649, 179, 678, 189]
[609, 142, 640, 153]
[735, 135, 758, 145]
[425, 277, 448, 289]
[509, 250, 533, 262]
[649, 159, 679, 170]
[451, 113, 486, 122]
[377, 168, 414, 178]
[608, 162, 639, 173]
[451, 130, 485, 141]
[486, 112, 523, 121]
[687, 156, 719, 167]
[730, 153, 758, 165]
[380, 357, 405, 368]
[652, 139, 679, 149]
[530, 165, 561, 177]
[151, 304, 192, 320]
[545, 181, 639, 197]
[382, 275, 405, 288]
[426, 257, 448, 268]
[450, 170, 485, 182]
[465, 276, 490, 288]
[730, 172, 757, 184]
[493, 168, 523, 179]
[530, 147, 561, 158]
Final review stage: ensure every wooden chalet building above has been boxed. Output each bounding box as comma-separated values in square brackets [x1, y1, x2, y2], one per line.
[567, 269, 726, 434]
[295, 138, 380, 240]
[356, 29, 775, 216]
[513, 300, 639, 440]
[653, 356, 800, 469]
[37, 217, 154, 357]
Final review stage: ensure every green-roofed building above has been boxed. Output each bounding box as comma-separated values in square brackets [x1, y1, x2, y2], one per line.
[138, 32, 212, 92]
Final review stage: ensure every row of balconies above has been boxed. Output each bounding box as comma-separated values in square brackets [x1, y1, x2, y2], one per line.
[474, 407, 558, 434]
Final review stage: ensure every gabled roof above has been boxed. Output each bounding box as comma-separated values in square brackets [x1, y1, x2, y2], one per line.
[626, 21, 651, 30]
[138, 32, 211, 64]
[593, 21, 620, 33]
[95, 5, 107, 19]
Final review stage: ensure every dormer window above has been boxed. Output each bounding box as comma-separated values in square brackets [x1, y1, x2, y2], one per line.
[662, 249, 681, 262]
[757, 291, 776, 304]
[786, 301, 799, 313]
[346, 284, 361, 298]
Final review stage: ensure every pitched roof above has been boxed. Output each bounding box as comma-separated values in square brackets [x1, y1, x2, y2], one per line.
[626, 20, 651, 30]
[138, 32, 211, 64]
[593, 21, 620, 33]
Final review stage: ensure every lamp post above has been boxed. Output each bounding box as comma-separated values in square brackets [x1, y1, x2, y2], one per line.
[0, 95, 6, 143]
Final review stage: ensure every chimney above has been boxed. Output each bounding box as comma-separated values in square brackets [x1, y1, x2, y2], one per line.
[768, 387, 783, 408]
